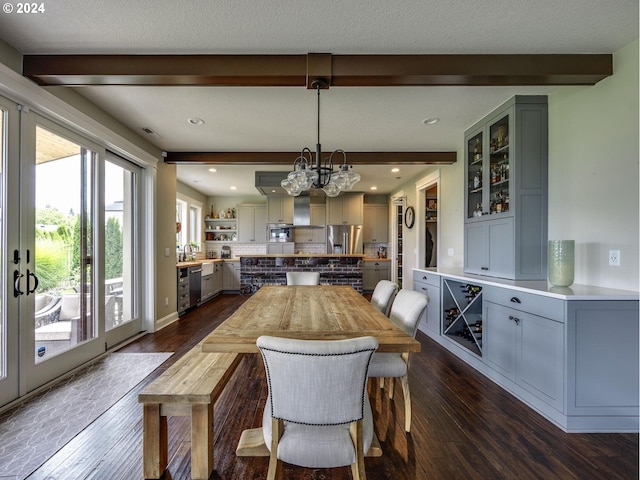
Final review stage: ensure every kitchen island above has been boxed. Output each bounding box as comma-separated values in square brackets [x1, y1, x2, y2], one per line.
[240, 254, 364, 293]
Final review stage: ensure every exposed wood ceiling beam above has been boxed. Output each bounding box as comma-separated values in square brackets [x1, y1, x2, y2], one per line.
[23, 53, 612, 87]
[164, 151, 457, 165]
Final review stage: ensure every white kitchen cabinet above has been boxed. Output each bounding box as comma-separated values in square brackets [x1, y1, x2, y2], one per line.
[266, 196, 294, 224]
[326, 193, 363, 225]
[266, 243, 295, 254]
[213, 262, 223, 294]
[223, 260, 241, 291]
[363, 204, 388, 243]
[237, 205, 266, 243]
[363, 260, 391, 291]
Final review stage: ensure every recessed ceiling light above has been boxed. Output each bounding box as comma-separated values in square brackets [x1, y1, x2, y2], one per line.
[187, 117, 205, 126]
[230, 186, 237, 190]
[208, 168, 217, 172]
[422, 117, 440, 125]
[370, 186, 378, 190]
[391, 168, 400, 173]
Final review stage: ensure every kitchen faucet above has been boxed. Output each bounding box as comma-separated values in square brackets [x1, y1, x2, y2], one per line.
[181, 244, 193, 262]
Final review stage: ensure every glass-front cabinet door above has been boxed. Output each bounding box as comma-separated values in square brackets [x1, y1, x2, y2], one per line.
[465, 112, 512, 220]
[488, 114, 510, 215]
[466, 130, 484, 219]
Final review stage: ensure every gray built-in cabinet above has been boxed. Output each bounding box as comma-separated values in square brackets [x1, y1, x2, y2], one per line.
[464, 96, 548, 280]
[415, 268, 639, 433]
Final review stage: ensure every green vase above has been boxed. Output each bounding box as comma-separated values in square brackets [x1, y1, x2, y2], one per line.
[548, 240, 575, 287]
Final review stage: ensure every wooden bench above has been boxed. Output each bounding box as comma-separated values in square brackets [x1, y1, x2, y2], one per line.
[138, 344, 241, 479]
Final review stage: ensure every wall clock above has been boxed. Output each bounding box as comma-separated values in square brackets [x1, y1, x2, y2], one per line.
[404, 206, 415, 229]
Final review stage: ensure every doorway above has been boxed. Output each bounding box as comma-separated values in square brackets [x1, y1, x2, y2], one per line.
[416, 171, 440, 270]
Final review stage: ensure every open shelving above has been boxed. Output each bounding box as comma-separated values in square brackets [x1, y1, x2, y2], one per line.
[204, 217, 237, 242]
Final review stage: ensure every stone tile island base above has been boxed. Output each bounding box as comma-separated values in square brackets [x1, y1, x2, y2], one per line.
[240, 255, 364, 294]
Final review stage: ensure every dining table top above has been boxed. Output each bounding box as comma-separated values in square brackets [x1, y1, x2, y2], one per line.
[201, 285, 421, 354]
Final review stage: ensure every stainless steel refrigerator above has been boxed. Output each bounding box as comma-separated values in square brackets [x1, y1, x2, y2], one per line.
[327, 225, 363, 254]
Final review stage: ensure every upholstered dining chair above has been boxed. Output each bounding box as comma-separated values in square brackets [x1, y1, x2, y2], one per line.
[257, 335, 378, 480]
[286, 271, 320, 285]
[367, 289, 428, 433]
[370, 279, 398, 317]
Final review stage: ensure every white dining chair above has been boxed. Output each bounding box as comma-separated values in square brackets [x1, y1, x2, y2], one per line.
[257, 335, 378, 480]
[367, 289, 428, 433]
[286, 271, 320, 285]
[370, 280, 398, 317]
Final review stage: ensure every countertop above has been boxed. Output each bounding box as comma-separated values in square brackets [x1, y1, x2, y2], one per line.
[176, 258, 239, 268]
[414, 267, 639, 301]
[363, 257, 391, 262]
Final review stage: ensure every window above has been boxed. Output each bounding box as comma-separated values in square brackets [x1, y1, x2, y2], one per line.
[176, 194, 202, 254]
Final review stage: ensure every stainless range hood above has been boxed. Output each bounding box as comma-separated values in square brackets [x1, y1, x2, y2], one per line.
[254, 171, 290, 195]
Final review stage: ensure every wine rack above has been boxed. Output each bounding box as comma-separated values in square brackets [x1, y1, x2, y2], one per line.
[442, 278, 483, 356]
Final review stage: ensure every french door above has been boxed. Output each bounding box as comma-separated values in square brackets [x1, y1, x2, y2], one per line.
[0, 99, 141, 406]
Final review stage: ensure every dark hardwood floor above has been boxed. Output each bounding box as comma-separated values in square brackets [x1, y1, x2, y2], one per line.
[29, 293, 638, 479]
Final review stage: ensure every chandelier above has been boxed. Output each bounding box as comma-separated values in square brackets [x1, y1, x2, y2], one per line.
[281, 79, 360, 197]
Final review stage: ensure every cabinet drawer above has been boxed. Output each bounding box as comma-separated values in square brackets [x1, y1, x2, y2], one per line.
[414, 271, 440, 287]
[483, 286, 564, 322]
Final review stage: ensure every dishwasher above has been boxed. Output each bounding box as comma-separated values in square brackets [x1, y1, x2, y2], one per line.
[188, 266, 202, 308]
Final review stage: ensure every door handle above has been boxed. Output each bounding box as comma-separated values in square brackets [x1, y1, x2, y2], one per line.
[13, 270, 24, 297]
[27, 269, 39, 295]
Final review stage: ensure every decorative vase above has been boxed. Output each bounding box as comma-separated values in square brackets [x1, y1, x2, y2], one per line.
[548, 240, 575, 287]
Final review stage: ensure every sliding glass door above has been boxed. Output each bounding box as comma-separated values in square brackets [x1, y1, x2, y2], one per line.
[0, 102, 142, 405]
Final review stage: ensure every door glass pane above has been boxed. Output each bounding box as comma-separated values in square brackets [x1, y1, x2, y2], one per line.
[34, 126, 95, 362]
[105, 160, 135, 330]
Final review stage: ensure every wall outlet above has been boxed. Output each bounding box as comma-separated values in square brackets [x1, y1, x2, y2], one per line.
[164, 247, 170, 257]
[609, 249, 621, 266]
[164, 297, 169, 307]
[447, 248, 454, 257]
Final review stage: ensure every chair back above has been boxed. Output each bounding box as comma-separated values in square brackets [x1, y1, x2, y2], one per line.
[257, 335, 377, 425]
[389, 289, 429, 338]
[286, 272, 320, 286]
[370, 280, 398, 316]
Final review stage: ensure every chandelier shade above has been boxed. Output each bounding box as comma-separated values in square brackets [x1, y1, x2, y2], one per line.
[281, 79, 360, 197]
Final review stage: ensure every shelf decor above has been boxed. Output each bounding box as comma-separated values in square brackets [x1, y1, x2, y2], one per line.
[548, 240, 575, 287]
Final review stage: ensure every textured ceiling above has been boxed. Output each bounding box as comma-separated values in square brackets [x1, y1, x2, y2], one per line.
[0, 0, 636, 196]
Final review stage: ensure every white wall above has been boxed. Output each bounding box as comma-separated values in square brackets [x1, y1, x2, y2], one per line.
[548, 39, 638, 290]
[401, 38, 639, 292]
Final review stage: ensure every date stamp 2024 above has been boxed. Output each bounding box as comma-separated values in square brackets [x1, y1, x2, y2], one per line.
[3, 2, 46, 14]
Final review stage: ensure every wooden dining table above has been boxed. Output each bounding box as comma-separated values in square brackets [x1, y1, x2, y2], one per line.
[201, 285, 420, 458]
[201, 285, 421, 354]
